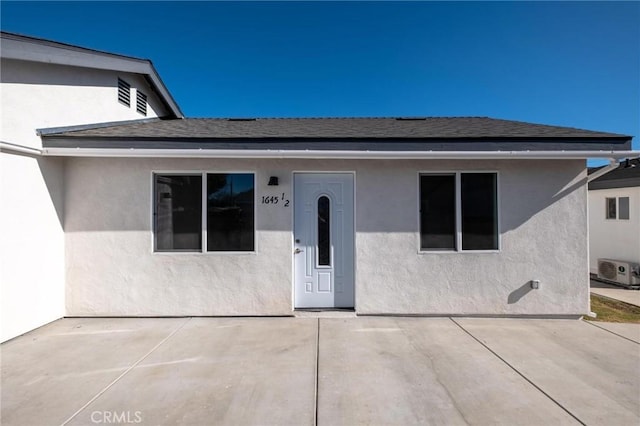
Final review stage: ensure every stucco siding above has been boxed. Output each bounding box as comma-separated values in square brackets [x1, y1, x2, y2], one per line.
[0, 153, 65, 341]
[356, 160, 588, 315]
[0, 58, 171, 341]
[588, 186, 640, 273]
[64, 158, 588, 316]
[0, 59, 169, 148]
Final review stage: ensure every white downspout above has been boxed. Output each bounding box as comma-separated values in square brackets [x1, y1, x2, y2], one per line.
[585, 157, 620, 319]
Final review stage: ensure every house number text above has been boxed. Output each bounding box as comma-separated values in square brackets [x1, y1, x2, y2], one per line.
[261, 193, 290, 207]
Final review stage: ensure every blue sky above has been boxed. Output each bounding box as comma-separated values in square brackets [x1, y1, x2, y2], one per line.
[2, 1, 639, 158]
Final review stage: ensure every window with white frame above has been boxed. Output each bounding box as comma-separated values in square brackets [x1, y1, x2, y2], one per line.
[606, 196, 630, 220]
[154, 173, 255, 252]
[420, 172, 498, 251]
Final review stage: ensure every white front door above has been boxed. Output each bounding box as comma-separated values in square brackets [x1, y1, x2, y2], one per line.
[294, 173, 354, 308]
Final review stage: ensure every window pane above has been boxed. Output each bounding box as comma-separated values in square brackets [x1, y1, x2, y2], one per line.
[619, 197, 630, 220]
[420, 175, 456, 250]
[461, 173, 498, 250]
[207, 173, 254, 251]
[155, 175, 202, 251]
[606, 198, 617, 219]
[318, 196, 330, 266]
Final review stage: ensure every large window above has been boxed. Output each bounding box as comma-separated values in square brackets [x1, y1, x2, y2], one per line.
[154, 173, 255, 252]
[420, 172, 498, 251]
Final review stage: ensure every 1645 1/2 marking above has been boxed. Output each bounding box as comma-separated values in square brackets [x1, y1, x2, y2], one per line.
[261, 193, 290, 207]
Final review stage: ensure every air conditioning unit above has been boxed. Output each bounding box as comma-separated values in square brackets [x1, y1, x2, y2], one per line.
[597, 259, 640, 286]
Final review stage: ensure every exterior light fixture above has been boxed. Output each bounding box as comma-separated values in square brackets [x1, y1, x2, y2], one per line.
[268, 176, 279, 186]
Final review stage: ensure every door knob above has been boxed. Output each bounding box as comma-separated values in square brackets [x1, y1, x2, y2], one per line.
[294, 248, 304, 254]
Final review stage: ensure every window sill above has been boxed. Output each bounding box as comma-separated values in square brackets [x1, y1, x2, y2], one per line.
[418, 249, 501, 254]
[153, 251, 257, 255]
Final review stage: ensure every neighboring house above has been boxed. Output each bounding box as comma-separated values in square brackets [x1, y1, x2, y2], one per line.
[1, 32, 637, 342]
[0, 32, 182, 342]
[588, 158, 640, 279]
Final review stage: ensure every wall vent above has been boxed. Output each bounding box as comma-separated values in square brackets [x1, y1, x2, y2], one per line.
[118, 78, 131, 107]
[136, 91, 147, 116]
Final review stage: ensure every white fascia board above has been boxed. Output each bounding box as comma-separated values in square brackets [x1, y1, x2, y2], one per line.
[1, 35, 183, 118]
[41, 148, 640, 160]
[2, 36, 150, 74]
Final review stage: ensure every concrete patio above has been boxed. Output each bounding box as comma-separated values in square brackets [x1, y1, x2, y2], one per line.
[2, 317, 639, 426]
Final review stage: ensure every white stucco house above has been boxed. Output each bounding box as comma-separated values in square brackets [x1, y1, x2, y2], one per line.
[588, 158, 640, 285]
[1, 31, 637, 342]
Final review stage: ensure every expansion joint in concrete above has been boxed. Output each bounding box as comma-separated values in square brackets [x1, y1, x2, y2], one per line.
[449, 317, 586, 426]
[583, 320, 640, 345]
[59, 317, 192, 426]
[314, 318, 320, 426]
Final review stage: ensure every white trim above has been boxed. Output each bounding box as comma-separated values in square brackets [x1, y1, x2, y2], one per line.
[292, 171, 357, 311]
[418, 170, 501, 254]
[455, 172, 462, 251]
[605, 197, 615, 220]
[315, 194, 333, 269]
[1, 32, 183, 118]
[201, 172, 208, 252]
[42, 148, 639, 160]
[151, 170, 257, 254]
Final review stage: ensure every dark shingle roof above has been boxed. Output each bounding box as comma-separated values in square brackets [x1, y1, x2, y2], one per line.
[44, 117, 630, 140]
[589, 157, 640, 189]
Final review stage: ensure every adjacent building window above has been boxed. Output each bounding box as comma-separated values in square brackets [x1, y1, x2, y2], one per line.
[118, 78, 131, 107]
[619, 197, 630, 220]
[136, 91, 147, 116]
[154, 173, 255, 252]
[607, 196, 630, 220]
[420, 172, 498, 251]
[606, 198, 616, 219]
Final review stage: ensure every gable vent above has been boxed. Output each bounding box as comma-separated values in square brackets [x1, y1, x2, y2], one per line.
[118, 78, 131, 107]
[136, 91, 147, 116]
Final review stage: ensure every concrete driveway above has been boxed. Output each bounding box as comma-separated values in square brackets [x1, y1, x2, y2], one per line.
[2, 317, 639, 426]
[590, 278, 640, 307]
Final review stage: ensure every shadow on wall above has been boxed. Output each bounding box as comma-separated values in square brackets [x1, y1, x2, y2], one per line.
[1, 60, 119, 88]
[61, 159, 587, 234]
[39, 156, 64, 227]
[508, 282, 535, 304]
[494, 165, 586, 236]
[354, 160, 587, 235]
[6, 150, 66, 227]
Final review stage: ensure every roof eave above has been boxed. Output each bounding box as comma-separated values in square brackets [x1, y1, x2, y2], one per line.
[40, 147, 640, 160]
[0, 32, 183, 119]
